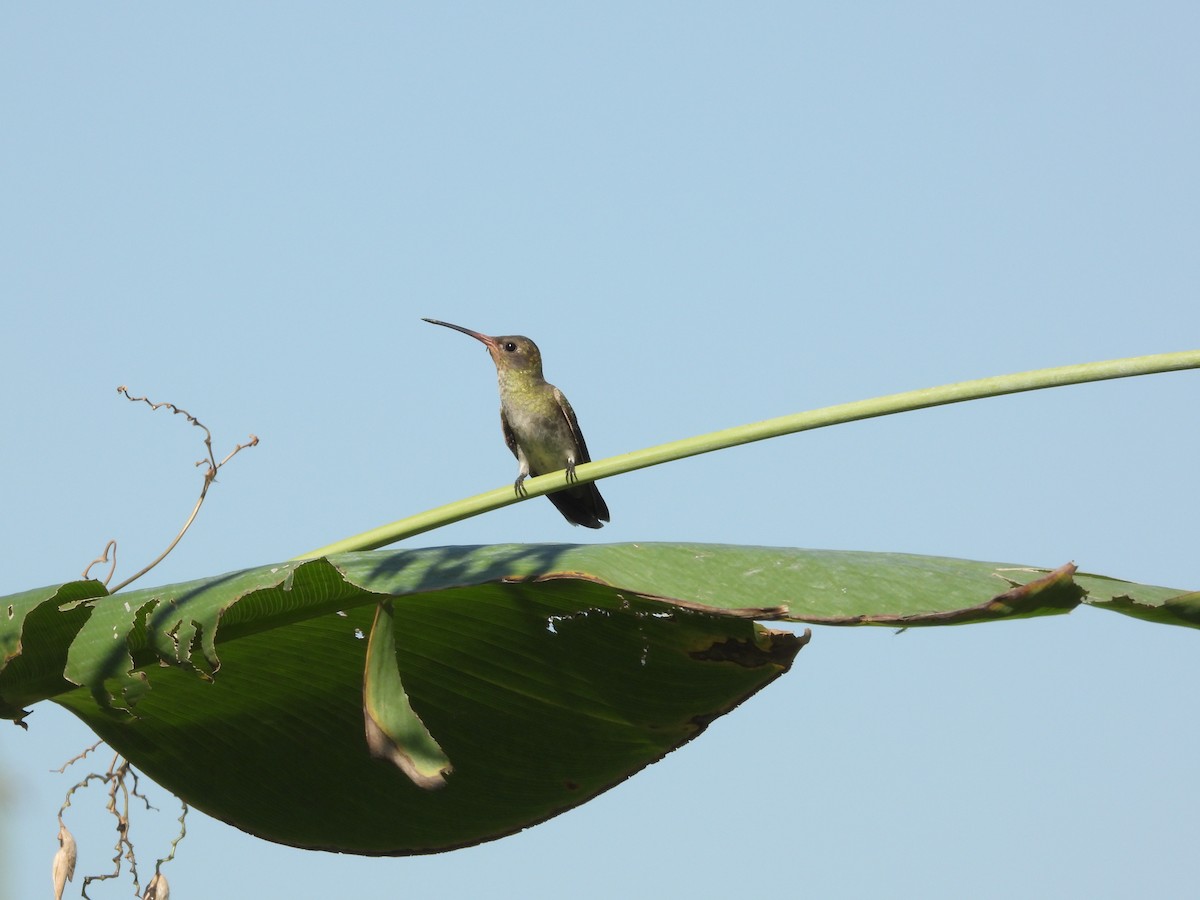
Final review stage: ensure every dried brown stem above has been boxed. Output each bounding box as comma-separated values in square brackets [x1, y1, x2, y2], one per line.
[53, 740, 104, 774]
[106, 386, 259, 593]
[56, 751, 186, 899]
[81, 540, 118, 585]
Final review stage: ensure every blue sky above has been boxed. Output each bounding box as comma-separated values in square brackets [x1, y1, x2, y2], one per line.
[2, 4, 1198, 898]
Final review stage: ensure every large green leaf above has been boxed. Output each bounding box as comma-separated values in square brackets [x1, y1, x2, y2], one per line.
[0, 544, 1190, 854]
[0, 579, 105, 721]
[1074, 572, 1200, 629]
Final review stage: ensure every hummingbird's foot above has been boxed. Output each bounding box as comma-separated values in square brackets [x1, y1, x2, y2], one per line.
[565, 459, 578, 483]
[513, 474, 528, 497]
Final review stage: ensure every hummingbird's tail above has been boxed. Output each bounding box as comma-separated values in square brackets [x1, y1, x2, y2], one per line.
[546, 483, 610, 529]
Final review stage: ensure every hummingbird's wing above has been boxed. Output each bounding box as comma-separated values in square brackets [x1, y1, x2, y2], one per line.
[499, 407, 520, 460]
[551, 388, 610, 526]
[552, 387, 592, 464]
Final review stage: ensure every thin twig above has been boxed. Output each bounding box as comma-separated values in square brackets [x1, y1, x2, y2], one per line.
[81, 540, 118, 585]
[53, 740, 104, 774]
[57, 752, 183, 899]
[58, 758, 126, 899]
[116, 387, 218, 470]
[155, 799, 189, 872]
[58, 771, 109, 825]
[128, 768, 159, 813]
[108, 386, 259, 593]
[69, 756, 134, 898]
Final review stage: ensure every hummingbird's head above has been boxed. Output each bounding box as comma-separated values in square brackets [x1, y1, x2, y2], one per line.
[484, 335, 543, 377]
[423, 319, 545, 379]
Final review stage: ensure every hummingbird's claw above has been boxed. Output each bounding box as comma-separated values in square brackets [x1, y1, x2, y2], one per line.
[565, 460, 578, 483]
[514, 474, 528, 497]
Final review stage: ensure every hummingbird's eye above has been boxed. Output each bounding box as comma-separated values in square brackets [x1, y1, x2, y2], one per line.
[503, 341, 517, 352]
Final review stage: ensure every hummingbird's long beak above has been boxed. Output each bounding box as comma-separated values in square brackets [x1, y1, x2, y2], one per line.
[422, 318, 500, 352]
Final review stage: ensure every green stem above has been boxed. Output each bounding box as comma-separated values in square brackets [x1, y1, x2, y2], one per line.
[296, 349, 1200, 558]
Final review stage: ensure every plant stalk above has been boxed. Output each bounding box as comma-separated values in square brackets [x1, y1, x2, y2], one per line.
[296, 350, 1200, 558]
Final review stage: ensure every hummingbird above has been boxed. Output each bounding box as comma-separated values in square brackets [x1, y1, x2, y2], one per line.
[422, 318, 610, 529]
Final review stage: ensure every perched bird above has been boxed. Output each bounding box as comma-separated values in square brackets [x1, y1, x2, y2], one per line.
[423, 318, 610, 528]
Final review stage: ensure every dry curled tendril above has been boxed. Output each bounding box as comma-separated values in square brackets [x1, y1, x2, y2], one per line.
[81, 387, 258, 593]
[55, 746, 186, 900]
